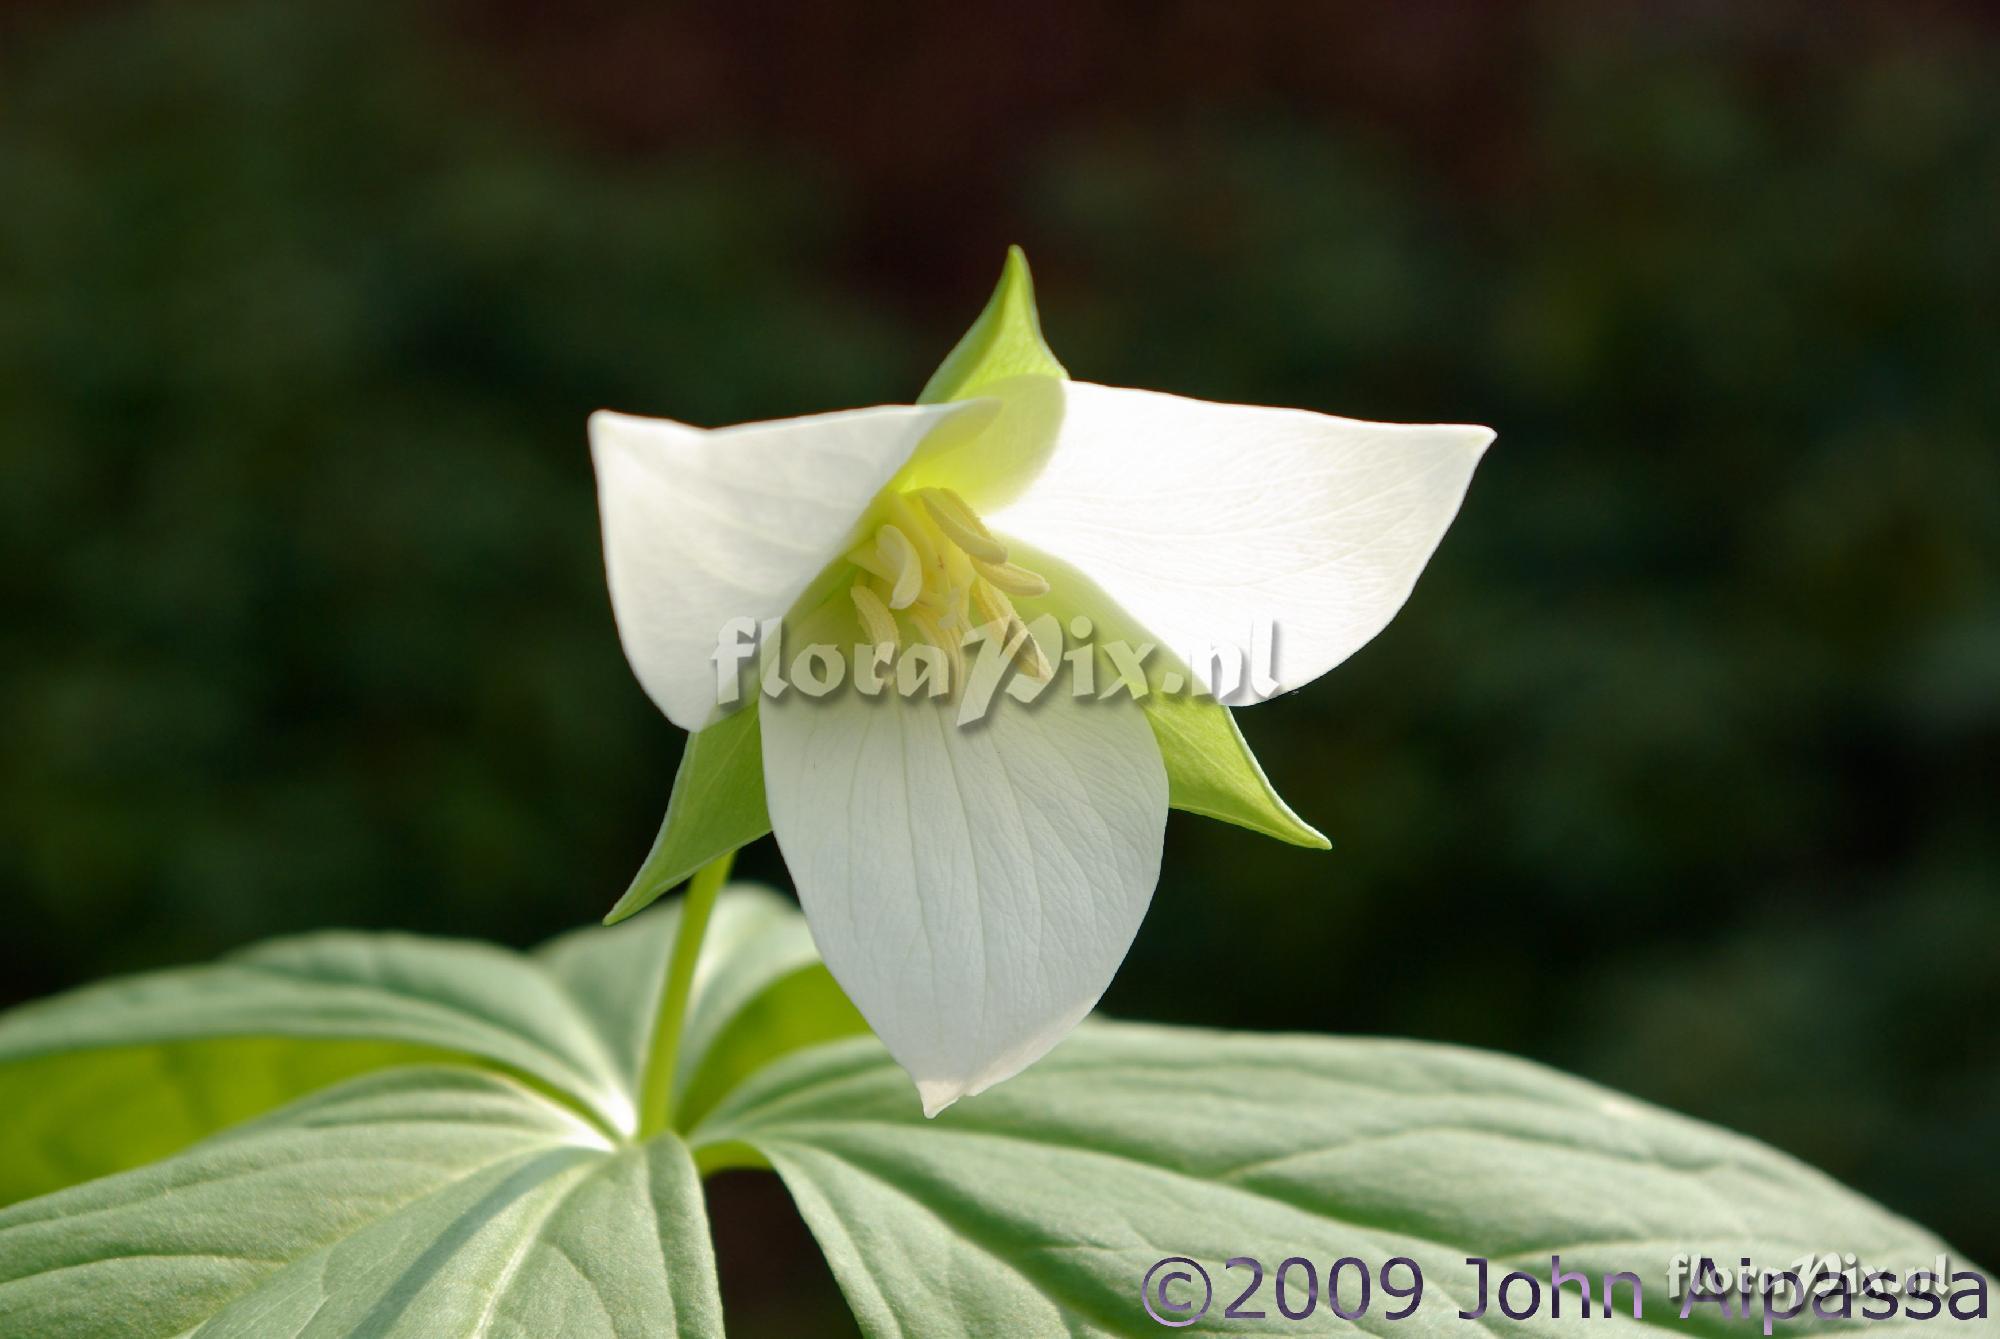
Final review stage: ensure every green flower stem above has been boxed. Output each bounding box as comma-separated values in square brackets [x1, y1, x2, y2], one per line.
[638, 849, 735, 1137]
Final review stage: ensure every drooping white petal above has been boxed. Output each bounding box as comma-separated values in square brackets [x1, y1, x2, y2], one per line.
[591, 401, 987, 731]
[761, 681, 1167, 1116]
[984, 382, 1493, 702]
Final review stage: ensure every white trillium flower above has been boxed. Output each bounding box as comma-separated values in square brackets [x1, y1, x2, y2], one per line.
[592, 250, 1492, 1115]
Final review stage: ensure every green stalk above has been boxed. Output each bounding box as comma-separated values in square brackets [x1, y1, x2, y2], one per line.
[637, 850, 734, 1137]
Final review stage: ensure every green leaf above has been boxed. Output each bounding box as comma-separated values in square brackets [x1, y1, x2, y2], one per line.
[0, 1067, 721, 1338]
[0, 930, 639, 1201]
[606, 705, 770, 925]
[917, 245, 1066, 404]
[0, 1037, 452, 1208]
[0, 892, 866, 1333]
[3, 896, 1983, 1336]
[694, 1025, 1975, 1335]
[0, 887, 847, 1205]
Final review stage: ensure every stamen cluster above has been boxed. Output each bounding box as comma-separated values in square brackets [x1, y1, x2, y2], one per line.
[847, 486, 1054, 687]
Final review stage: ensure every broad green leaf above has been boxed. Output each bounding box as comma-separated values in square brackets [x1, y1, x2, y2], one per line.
[0, 931, 637, 1200]
[0, 1037, 452, 1208]
[917, 246, 1066, 405]
[0, 1067, 720, 1338]
[0, 887, 850, 1205]
[3, 895, 1986, 1337]
[606, 706, 770, 925]
[694, 1025, 1977, 1336]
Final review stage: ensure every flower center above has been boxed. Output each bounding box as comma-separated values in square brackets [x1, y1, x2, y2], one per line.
[845, 486, 1053, 688]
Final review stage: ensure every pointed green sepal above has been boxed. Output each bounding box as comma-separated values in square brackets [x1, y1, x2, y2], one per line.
[1008, 542, 1327, 851]
[918, 246, 1066, 404]
[605, 706, 773, 924]
[1145, 694, 1330, 849]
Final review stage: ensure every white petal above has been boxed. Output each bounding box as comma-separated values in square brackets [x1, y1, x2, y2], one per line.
[591, 401, 986, 731]
[985, 382, 1493, 701]
[762, 682, 1167, 1116]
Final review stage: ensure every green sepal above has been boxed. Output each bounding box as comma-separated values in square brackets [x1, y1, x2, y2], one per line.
[1010, 543, 1327, 851]
[918, 246, 1065, 404]
[1145, 694, 1329, 849]
[604, 707, 772, 925]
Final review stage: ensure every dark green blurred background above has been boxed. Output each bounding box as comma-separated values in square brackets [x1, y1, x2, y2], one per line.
[4, 1, 1995, 1330]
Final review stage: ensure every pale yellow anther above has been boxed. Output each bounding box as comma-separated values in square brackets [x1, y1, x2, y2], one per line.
[969, 578, 1016, 636]
[970, 580, 1055, 683]
[850, 581, 899, 650]
[971, 555, 1051, 598]
[905, 603, 964, 689]
[942, 543, 974, 586]
[934, 544, 973, 606]
[876, 525, 924, 609]
[1017, 629, 1054, 683]
[846, 542, 893, 582]
[918, 486, 996, 540]
[918, 488, 1009, 565]
[884, 493, 939, 574]
[856, 485, 1055, 696]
